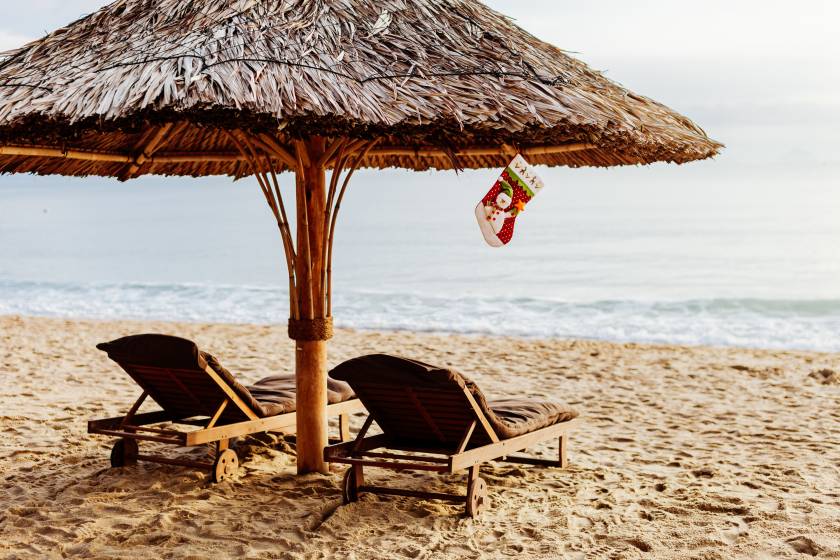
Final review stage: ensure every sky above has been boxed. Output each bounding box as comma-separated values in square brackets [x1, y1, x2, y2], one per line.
[1, 0, 839, 169]
[1, 1, 839, 327]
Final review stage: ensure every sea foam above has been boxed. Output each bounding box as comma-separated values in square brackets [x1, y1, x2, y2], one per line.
[1, 279, 838, 351]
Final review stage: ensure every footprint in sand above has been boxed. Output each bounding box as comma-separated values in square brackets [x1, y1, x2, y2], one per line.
[638, 509, 668, 521]
[808, 368, 838, 385]
[568, 513, 594, 531]
[786, 536, 823, 556]
[692, 467, 716, 479]
[625, 538, 652, 552]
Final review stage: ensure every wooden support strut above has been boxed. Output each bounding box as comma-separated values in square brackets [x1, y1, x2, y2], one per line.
[291, 137, 330, 474]
[225, 130, 299, 321]
[0, 142, 596, 165]
[119, 122, 176, 180]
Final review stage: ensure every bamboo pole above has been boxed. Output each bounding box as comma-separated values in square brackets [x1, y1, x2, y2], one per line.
[265, 162, 300, 320]
[293, 137, 330, 474]
[315, 137, 346, 169]
[366, 143, 596, 158]
[256, 133, 298, 169]
[325, 139, 379, 317]
[0, 142, 596, 164]
[294, 144, 314, 321]
[226, 130, 300, 320]
[319, 149, 349, 311]
[0, 146, 133, 162]
[152, 152, 248, 163]
[120, 122, 176, 180]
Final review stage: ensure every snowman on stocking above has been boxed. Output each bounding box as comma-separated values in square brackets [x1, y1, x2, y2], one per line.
[475, 154, 544, 247]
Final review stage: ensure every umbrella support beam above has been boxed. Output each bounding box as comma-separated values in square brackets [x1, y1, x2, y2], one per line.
[292, 137, 330, 474]
[227, 133, 376, 474]
[294, 339, 328, 473]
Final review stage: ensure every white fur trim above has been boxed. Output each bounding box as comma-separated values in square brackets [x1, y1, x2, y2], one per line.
[475, 202, 504, 247]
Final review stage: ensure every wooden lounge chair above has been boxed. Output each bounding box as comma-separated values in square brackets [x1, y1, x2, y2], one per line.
[323, 354, 580, 517]
[88, 334, 364, 482]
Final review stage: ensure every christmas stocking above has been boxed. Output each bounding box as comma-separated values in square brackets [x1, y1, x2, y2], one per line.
[475, 154, 544, 247]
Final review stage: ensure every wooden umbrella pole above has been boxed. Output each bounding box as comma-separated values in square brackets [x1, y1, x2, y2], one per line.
[231, 131, 331, 473]
[325, 139, 378, 316]
[292, 137, 331, 474]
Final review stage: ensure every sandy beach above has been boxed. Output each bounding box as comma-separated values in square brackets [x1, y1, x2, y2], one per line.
[1, 314, 838, 559]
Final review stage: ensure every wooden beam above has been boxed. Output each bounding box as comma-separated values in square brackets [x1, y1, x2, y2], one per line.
[87, 411, 174, 433]
[316, 138, 346, 168]
[0, 145, 133, 162]
[339, 412, 351, 442]
[89, 428, 184, 445]
[202, 364, 260, 421]
[120, 122, 176, 180]
[119, 391, 148, 428]
[462, 388, 500, 444]
[256, 133, 298, 169]
[330, 457, 449, 472]
[456, 420, 477, 454]
[0, 142, 596, 165]
[152, 152, 248, 163]
[135, 454, 214, 470]
[359, 486, 466, 501]
[324, 433, 390, 460]
[367, 143, 596, 158]
[205, 399, 229, 430]
[449, 418, 579, 473]
[184, 399, 364, 446]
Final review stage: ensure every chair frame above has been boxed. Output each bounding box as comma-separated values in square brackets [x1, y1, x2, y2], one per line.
[324, 380, 579, 517]
[89, 361, 364, 479]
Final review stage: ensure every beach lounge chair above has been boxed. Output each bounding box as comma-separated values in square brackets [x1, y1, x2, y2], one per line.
[323, 354, 580, 517]
[88, 334, 364, 482]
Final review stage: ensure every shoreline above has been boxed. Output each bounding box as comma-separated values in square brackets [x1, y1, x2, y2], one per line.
[2, 314, 839, 559]
[2, 313, 839, 356]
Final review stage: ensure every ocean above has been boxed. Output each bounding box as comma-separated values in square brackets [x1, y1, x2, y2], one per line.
[1, 161, 839, 351]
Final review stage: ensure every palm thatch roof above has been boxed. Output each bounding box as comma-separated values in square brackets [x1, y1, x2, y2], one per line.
[0, 0, 721, 178]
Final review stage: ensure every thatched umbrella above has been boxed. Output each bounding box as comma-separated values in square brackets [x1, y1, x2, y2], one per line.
[0, 0, 720, 474]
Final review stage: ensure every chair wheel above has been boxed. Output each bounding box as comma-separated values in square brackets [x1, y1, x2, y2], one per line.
[466, 476, 488, 518]
[213, 449, 239, 483]
[341, 467, 359, 504]
[110, 438, 138, 467]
